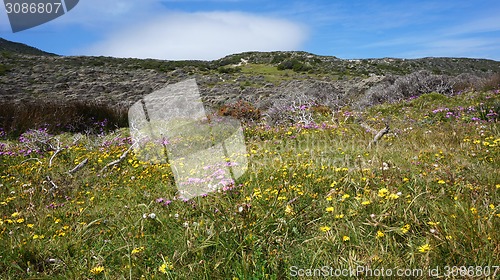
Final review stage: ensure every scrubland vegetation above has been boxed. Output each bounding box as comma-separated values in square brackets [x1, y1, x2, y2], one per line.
[1, 40, 500, 278]
[1, 82, 499, 278]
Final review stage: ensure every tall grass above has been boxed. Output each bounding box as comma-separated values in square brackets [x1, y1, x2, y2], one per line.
[0, 89, 499, 279]
[0, 101, 128, 137]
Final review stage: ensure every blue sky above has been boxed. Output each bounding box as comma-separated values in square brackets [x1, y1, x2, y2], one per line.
[1, 0, 500, 60]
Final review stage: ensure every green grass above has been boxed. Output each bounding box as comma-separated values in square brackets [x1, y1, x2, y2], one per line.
[240, 64, 306, 84]
[0, 90, 499, 279]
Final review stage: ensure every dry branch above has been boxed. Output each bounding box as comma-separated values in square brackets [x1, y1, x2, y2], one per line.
[357, 119, 391, 148]
[49, 149, 62, 167]
[49, 139, 64, 168]
[46, 175, 58, 192]
[68, 158, 88, 174]
[99, 145, 134, 174]
[368, 124, 390, 148]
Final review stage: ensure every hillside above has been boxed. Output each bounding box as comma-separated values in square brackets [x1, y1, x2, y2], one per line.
[0, 38, 500, 135]
[0, 39, 499, 280]
[0, 38, 57, 56]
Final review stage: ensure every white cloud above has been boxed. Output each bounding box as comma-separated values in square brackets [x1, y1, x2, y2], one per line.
[82, 11, 308, 60]
[356, 12, 500, 60]
[444, 16, 500, 36]
[401, 37, 500, 59]
[1, 0, 164, 32]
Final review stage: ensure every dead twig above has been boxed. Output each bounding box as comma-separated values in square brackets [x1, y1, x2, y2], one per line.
[46, 175, 58, 192]
[99, 145, 135, 174]
[68, 158, 89, 174]
[20, 158, 42, 165]
[368, 123, 390, 148]
[49, 149, 63, 168]
[357, 118, 391, 148]
[49, 139, 64, 168]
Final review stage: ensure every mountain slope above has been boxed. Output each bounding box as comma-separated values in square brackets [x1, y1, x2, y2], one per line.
[0, 39, 499, 135]
[0, 38, 57, 56]
[1, 49, 499, 108]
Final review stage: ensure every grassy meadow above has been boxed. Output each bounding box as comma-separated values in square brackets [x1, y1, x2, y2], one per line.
[0, 89, 499, 279]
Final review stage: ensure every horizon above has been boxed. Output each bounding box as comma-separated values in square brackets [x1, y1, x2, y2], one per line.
[1, 0, 500, 61]
[3, 36, 500, 63]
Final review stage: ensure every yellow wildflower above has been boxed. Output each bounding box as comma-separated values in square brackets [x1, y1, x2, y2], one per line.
[33, 234, 45, 239]
[159, 262, 168, 274]
[90, 265, 105, 275]
[401, 224, 411, 234]
[158, 260, 173, 274]
[417, 244, 431, 253]
[320, 226, 331, 232]
[131, 246, 145, 255]
[378, 188, 389, 198]
[325, 207, 334, 213]
[388, 193, 400, 200]
[376, 231, 385, 238]
[342, 236, 350, 242]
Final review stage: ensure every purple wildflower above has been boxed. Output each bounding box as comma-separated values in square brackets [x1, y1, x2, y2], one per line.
[162, 200, 172, 206]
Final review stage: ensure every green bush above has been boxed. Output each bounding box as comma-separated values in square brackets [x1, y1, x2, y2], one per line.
[277, 59, 312, 72]
[0, 63, 9, 75]
[217, 66, 241, 74]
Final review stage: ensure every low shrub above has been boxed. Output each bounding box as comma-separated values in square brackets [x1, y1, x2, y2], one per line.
[357, 71, 471, 108]
[480, 73, 500, 91]
[0, 101, 128, 137]
[0, 63, 9, 75]
[217, 100, 261, 123]
[277, 59, 312, 72]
